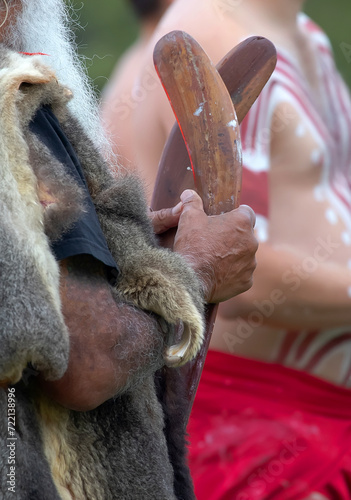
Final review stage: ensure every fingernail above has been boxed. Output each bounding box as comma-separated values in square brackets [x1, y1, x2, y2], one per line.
[172, 201, 183, 215]
[180, 189, 195, 202]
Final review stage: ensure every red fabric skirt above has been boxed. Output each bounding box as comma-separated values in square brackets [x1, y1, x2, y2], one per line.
[187, 350, 351, 500]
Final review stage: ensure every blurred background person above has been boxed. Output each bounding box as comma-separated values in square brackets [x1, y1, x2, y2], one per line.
[77, 0, 351, 97]
[101, 0, 173, 168]
[99, 0, 351, 498]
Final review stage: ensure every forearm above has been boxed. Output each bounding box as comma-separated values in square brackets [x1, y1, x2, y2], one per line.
[39, 256, 166, 411]
[219, 242, 351, 329]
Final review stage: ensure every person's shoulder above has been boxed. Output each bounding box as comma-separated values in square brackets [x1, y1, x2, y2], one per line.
[102, 42, 142, 100]
[139, 1, 211, 82]
[147, 0, 242, 68]
[298, 12, 333, 55]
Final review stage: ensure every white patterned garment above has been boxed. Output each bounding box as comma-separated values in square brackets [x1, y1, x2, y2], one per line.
[239, 13, 351, 385]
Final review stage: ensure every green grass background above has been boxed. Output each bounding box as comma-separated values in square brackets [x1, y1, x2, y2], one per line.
[72, 0, 351, 94]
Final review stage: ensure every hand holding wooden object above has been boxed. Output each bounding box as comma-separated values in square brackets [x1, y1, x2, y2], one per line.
[152, 31, 276, 417]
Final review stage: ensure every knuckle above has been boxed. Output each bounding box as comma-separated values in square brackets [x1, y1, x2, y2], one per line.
[251, 236, 259, 253]
[243, 269, 255, 287]
[158, 208, 170, 221]
[245, 276, 254, 291]
[237, 204, 256, 227]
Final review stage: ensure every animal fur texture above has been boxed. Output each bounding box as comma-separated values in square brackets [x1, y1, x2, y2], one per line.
[61, 114, 205, 367]
[0, 48, 70, 386]
[0, 46, 204, 499]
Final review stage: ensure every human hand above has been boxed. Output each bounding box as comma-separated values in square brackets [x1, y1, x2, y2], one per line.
[173, 190, 258, 303]
[148, 201, 183, 234]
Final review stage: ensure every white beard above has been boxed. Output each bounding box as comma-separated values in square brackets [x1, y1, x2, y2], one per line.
[6, 0, 115, 162]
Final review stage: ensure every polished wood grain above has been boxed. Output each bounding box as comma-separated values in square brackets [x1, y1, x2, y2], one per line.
[152, 34, 277, 216]
[152, 32, 276, 417]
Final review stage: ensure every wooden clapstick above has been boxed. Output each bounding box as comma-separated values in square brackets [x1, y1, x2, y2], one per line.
[152, 31, 276, 417]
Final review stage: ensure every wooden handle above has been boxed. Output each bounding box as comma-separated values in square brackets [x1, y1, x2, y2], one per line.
[152, 32, 277, 418]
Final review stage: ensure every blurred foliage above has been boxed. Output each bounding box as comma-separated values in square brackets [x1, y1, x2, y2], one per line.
[304, 0, 351, 88]
[71, 0, 138, 93]
[72, 0, 351, 94]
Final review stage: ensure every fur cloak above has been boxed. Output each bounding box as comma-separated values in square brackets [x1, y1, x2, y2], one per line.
[0, 46, 202, 499]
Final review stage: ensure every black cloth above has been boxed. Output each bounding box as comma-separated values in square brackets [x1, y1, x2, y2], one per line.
[29, 106, 119, 281]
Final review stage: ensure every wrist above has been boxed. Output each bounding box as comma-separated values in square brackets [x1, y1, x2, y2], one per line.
[178, 252, 214, 303]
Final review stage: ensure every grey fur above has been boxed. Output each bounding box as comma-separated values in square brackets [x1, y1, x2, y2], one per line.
[26, 132, 86, 242]
[0, 46, 202, 498]
[0, 385, 63, 500]
[0, 202, 70, 384]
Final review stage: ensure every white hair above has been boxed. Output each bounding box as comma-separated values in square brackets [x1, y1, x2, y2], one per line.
[6, 0, 116, 163]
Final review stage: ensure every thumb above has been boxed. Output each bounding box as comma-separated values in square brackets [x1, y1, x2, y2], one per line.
[180, 189, 204, 212]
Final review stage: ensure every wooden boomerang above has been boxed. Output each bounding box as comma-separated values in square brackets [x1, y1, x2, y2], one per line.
[152, 34, 277, 214]
[152, 32, 276, 417]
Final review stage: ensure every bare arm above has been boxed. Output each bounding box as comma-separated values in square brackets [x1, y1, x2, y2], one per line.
[219, 242, 351, 329]
[38, 255, 166, 411]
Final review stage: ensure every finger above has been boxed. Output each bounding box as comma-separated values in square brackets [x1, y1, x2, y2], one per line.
[236, 204, 256, 228]
[149, 203, 183, 234]
[180, 189, 204, 212]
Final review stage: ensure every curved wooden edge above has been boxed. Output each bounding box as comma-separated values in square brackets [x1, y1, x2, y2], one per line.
[151, 36, 277, 215]
[217, 36, 277, 121]
[153, 30, 240, 216]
